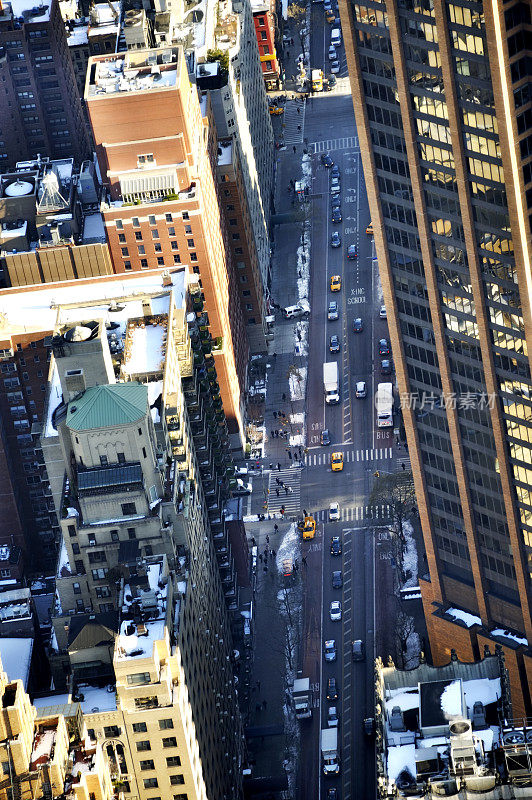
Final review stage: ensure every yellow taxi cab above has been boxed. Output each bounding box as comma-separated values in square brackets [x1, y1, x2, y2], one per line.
[298, 515, 316, 539]
[325, 9, 335, 21]
[269, 105, 284, 115]
[366, 222, 374, 235]
[331, 452, 344, 472]
[330, 275, 341, 292]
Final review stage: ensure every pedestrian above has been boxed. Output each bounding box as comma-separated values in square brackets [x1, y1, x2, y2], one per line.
[273, 411, 278, 419]
[273, 352, 277, 359]
[280, 480, 284, 487]
[285, 486, 289, 494]
[275, 477, 280, 486]
[297, 107, 300, 114]
[262, 699, 267, 710]
[288, 451, 292, 460]
[290, 37, 294, 45]
[251, 537, 256, 546]
[259, 553, 263, 563]
[286, 50, 290, 58]
[288, 486, 293, 493]
[297, 124, 301, 131]
[402, 462, 406, 471]
[269, 463, 273, 470]
[302, 556, 307, 566]
[257, 680, 261, 691]
[266, 535, 270, 543]
[282, 393, 286, 401]
[263, 565, 268, 573]
[303, 509, 307, 516]
[293, 146, 296, 154]
[274, 524, 279, 533]
[298, 447, 302, 456]
[276, 488, 280, 497]
[271, 549, 276, 557]
[270, 429, 275, 439]
[277, 462, 281, 471]
[275, 430, 280, 438]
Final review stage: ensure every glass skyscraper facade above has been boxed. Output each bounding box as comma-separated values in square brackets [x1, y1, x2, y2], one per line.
[340, 0, 532, 714]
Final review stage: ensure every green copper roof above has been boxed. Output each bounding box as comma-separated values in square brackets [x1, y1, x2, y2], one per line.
[67, 383, 148, 431]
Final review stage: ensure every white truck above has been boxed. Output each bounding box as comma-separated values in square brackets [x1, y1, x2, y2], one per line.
[292, 678, 312, 719]
[323, 362, 339, 405]
[321, 727, 340, 775]
[376, 382, 393, 428]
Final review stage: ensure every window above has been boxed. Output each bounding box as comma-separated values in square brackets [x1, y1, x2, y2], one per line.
[135, 231, 143, 241]
[121, 502, 136, 515]
[73, 582, 81, 594]
[170, 774, 184, 785]
[135, 696, 158, 709]
[165, 213, 173, 222]
[92, 568, 107, 580]
[162, 737, 177, 748]
[111, 529, 119, 541]
[121, 247, 129, 257]
[166, 757, 182, 767]
[187, 238, 194, 248]
[148, 215, 156, 225]
[143, 778, 158, 789]
[173, 254, 181, 264]
[138, 245, 145, 255]
[124, 261, 132, 270]
[87, 729, 96, 741]
[184, 225, 192, 234]
[117, 452, 125, 464]
[68, 525, 76, 537]
[168, 227, 176, 236]
[104, 726, 120, 738]
[115, 220, 124, 230]
[100, 455, 108, 465]
[95, 586, 111, 598]
[142, 447, 147, 459]
[190, 253, 197, 262]
[261, 30, 267, 39]
[263, 45, 270, 54]
[72, 543, 80, 554]
[141, 259, 148, 268]
[140, 760, 155, 771]
[88, 551, 106, 564]
[173, 794, 187, 800]
[157, 257, 164, 266]
[171, 241, 178, 250]
[132, 217, 140, 227]
[132, 722, 147, 733]
[136, 741, 151, 752]
[127, 672, 151, 686]
[75, 560, 85, 574]
[152, 229, 159, 239]
[159, 719, 174, 730]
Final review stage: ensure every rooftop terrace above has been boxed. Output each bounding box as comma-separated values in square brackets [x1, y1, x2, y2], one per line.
[87, 48, 180, 97]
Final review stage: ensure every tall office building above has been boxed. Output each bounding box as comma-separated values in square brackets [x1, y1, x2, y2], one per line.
[341, 0, 532, 714]
[86, 46, 248, 446]
[0, 0, 90, 168]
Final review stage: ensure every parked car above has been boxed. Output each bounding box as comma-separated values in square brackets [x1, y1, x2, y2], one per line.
[379, 338, 390, 356]
[329, 334, 340, 353]
[353, 317, 364, 333]
[328, 45, 337, 60]
[379, 304, 387, 318]
[330, 60, 340, 74]
[326, 677, 338, 701]
[321, 428, 331, 446]
[330, 535, 342, 555]
[331, 164, 340, 178]
[331, 207, 342, 223]
[364, 717, 376, 736]
[330, 231, 341, 248]
[381, 358, 392, 375]
[329, 503, 340, 521]
[330, 177, 341, 194]
[332, 570, 343, 589]
[321, 153, 334, 168]
[355, 380, 367, 398]
[347, 244, 358, 259]
[328, 301, 339, 320]
[327, 74, 337, 89]
[330, 274, 341, 291]
[327, 789, 339, 800]
[330, 600, 342, 621]
[328, 707, 339, 727]
[352, 639, 365, 661]
[324, 639, 337, 662]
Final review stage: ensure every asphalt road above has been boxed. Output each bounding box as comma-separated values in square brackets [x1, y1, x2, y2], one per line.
[295, 5, 398, 799]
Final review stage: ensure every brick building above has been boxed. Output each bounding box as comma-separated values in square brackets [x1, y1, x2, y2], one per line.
[250, 0, 280, 91]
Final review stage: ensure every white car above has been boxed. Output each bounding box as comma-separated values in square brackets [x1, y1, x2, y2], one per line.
[329, 502, 340, 521]
[330, 600, 342, 621]
[328, 706, 339, 727]
[355, 380, 367, 399]
[330, 60, 340, 74]
[328, 45, 337, 60]
[328, 301, 339, 321]
[380, 304, 387, 318]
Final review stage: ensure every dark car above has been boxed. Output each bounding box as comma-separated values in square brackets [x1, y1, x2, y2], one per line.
[327, 790, 339, 800]
[332, 570, 343, 589]
[352, 639, 365, 661]
[364, 717, 376, 736]
[331, 197, 341, 211]
[347, 244, 358, 259]
[330, 536, 342, 556]
[321, 153, 334, 168]
[329, 334, 340, 353]
[331, 208, 342, 223]
[331, 164, 340, 179]
[379, 338, 390, 356]
[330, 231, 341, 248]
[381, 358, 392, 375]
[321, 429, 331, 446]
[327, 676, 338, 701]
[353, 317, 363, 333]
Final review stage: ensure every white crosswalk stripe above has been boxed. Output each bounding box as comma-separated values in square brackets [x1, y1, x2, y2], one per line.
[309, 136, 358, 154]
[312, 504, 393, 522]
[282, 100, 306, 146]
[304, 447, 393, 467]
[267, 469, 301, 513]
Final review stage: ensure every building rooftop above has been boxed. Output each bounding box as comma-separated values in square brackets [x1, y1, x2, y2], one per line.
[67, 382, 148, 431]
[218, 140, 233, 166]
[1, 0, 52, 23]
[116, 557, 169, 661]
[87, 48, 180, 97]
[123, 316, 168, 376]
[0, 638, 33, 689]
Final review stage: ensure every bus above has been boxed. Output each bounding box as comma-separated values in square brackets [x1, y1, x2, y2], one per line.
[376, 382, 393, 428]
[312, 69, 324, 91]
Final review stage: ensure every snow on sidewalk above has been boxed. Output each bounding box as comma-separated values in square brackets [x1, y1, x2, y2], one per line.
[401, 518, 418, 589]
[289, 366, 307, 401]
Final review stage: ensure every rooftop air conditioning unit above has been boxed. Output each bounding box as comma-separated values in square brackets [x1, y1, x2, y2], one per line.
[449, 719, 477, 776]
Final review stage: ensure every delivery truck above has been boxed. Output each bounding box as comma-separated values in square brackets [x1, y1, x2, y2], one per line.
[321, 727, 340, 775]
[323, 361, 339, 404]
[292, 678, 312, 719]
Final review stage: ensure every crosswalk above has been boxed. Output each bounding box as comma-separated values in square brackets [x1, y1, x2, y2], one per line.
[310, 136, 358, 154]
[267, 468, 301, 513]
[304, 447, 393, 467]
[282, 100, 306, 146]
[313, 504, 393, 522]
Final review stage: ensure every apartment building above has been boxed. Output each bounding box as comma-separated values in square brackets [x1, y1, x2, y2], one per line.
[340, 0, 532, 714]
[0, 653, 113, 800]
[0, 0, 90, 168]
[85, 46, 248, 446]
[251, 0, 280, 91]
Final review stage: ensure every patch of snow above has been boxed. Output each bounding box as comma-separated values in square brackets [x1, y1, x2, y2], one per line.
[404, 626, 421, 668]
[243, 514, 260, 523]
[123, 322, 166, 375]
[78, 684, 117, 714]
[463, 678, 501, 708]
[275, 523, 300, 573]
[387, 743, 416, 785]
[474, 726, 500, 753]
[33, 693, 70, 709]
[440, 680, 462, 718]
[401, 519, 418, 589]
[31, 728, 56, 766]
[0, 638, 33, 688]
[490, 628, 528, 647]
[446, 607, 481, 628]
[289, 366, 306, 401]
[385, 689, 419, 713]
[44, 363, 62, 438]
[56, 538, 72, 578]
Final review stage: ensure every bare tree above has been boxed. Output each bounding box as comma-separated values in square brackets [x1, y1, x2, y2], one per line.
[394, 609, 418, 669]
[370, 470, 416, 550]
[287, 2, 307, 58]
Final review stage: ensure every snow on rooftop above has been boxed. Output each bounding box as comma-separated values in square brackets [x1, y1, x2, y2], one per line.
[89, 53, 177, 96]
[56, 538, 72, 579]
[491, 628, 528, 647]
[218, 142, 233, 166]
[31, 727, 56, 768]
[123, 320, 166, 375]
[463, 678, 501, 709]
[116, 561, 168, 660]
[67, 25, 88, 46]
[33, 693, 70, 709]
[77, 683, 117, 714]
[387, 743, 416, 785]
[386, 688, 419, 713]
[0, 271, 185, 334]
[0, 638, 33, 688]
[446, 607, 481, 628]
[7, 0, 51, 22]
[440, 679, 462, 718]
[0, 220, 27, 240]
[44, 362, 62, 438]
